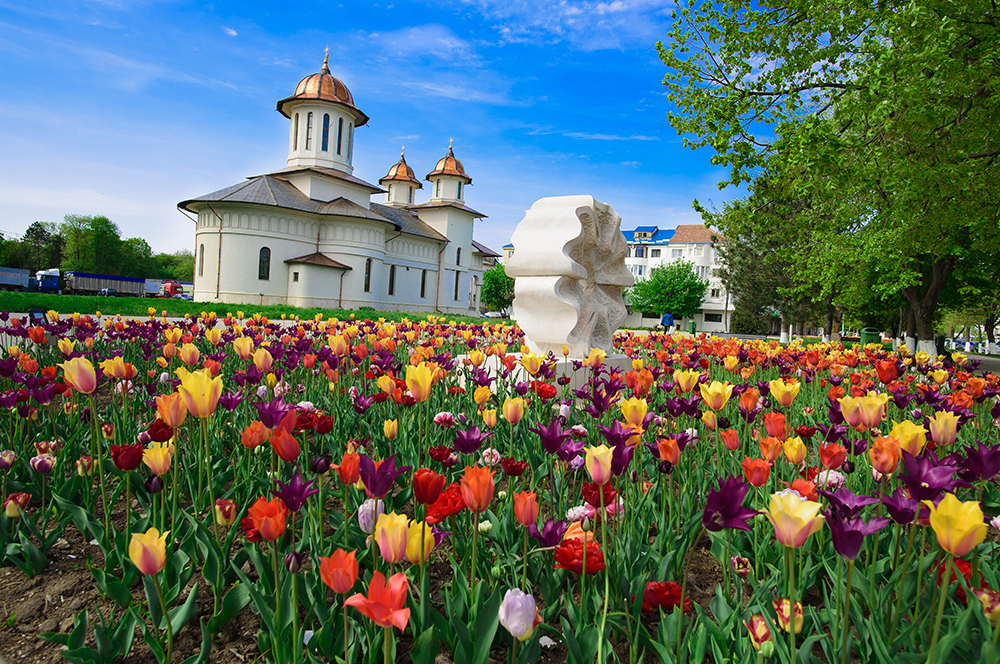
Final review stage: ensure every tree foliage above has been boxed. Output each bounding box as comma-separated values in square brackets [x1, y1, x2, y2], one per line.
[481, 262, 515, 312]
[626, 260, 708, 319]
[658, 0, 1000, 343]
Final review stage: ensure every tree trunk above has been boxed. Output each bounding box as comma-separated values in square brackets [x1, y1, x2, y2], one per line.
[905, 309, 917, 354]
[822, 295, 834, 342]
[900, 255, 954, 356]
[779, 315, 789, 344]
[985, 305, 998, 354]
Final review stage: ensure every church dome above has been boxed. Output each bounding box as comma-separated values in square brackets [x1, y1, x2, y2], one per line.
[426, 145, 471, 184]
[379, 152, 422, 187]
[276, 55, 369, 126]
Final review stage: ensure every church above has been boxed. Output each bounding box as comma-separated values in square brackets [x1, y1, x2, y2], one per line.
[179, 55, 499, 314]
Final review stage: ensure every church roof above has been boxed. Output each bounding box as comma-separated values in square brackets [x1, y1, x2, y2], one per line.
[265, 166, 384, 194]
[471, 240, 500, 257]
[408, 200, 487, 218]
[284, 252, 352, 269]
[379, 153, 422, 187]
[425, 146, 472, 184]
[371, 203, 448, 242]
[276, 55, 369, 126]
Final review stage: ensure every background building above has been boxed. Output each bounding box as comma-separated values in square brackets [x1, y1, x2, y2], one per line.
[180, 56, 497, 314]
[621, 223, 730, 332]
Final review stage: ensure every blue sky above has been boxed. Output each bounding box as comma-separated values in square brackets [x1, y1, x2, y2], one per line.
[0, 0, 739, 257]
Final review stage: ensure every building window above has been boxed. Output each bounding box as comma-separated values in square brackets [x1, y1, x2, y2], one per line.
[635, 247, 644, 258]
[692, 246, 703, 257]
[293, 271, 299, 282]
[198, 244, 204, 277]
[322, 114, 330, 151]
[453, 270, 460, 300]
[388, 265, 396, 295]
[456, 247, 461, 265]
[457, 182, 463, 199]
[305, 113, 313, 150]
[710, 288, 720, 298]
[650, 249, 661, 258]
[407, 187, 414, 204]
[705, 313, 723, 323]
[627, 247, 632, 257]
[387, 184, 393, 199]
[337, 118, 343, 155]
[293, 113, 299, 150]
[348, 123, 354, 160]
[258, 247, 270, 280]
[435, 180, 441, 197]
[672, 249, 683, 258]
[638, 266, 643, 276]
[420, 270, 427, 298]
[363, 258, 371, 292]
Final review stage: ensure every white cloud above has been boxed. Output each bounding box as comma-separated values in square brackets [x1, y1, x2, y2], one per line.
[621, 160, 641, 166]
[223, 26, 237, 36]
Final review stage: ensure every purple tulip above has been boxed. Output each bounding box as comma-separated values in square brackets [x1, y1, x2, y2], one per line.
[499, 589, 538, 641]
[271, 470, 319, 512]
[29, 453, 55, 474]
[825, 511, 891, 560]
[218, 392, 244, 412]
[957, 440, 1000, 483]
[0, 450, 15, 470]
[454, 426, 490, 455]
[816, 488, 880, 518]
[254, 397, 291, 429]
[528, 519, 567, 547]
[358, 454, 411, 500]
[898, 451, 964, 503]
[881, 488, 918, 525]
[702, 476, 758, 532]
[529, 419, 571, 455]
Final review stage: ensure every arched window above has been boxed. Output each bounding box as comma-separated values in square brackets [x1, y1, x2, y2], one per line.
[348, 123, 354, 160]
[387, 184, 393, 199]
[198, 244, 204, 277]
[420, 269, 427, 298]
[322, 114, 330, 151]
[305, 113, 313, 150]
[435, 179, 441, 197]
[363, 258, 371, 292]
[407, 187, 413, 204]
[457, 182, 463, 199]
[258, 247, 270, 280]
[293, 113, 299, 150]
[388, 265, 396, 296]
[453, 270, 460, 300]
[337, 118, 344, 155]
[456, 247, 461, 266]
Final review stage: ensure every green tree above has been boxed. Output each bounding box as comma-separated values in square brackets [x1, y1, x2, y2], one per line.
[481, 262, 515, 312]
[59, 215, 124, 274]
[120, 237, 155, 278]
[22, 222, 62, 274]
[657, 0, 1000, 349]
[627, 260, 708, 319]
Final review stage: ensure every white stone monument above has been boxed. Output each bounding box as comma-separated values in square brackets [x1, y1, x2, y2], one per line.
[505, 195, 634, 364]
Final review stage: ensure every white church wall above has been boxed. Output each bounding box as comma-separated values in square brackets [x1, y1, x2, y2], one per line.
[285, 102, 356, 174]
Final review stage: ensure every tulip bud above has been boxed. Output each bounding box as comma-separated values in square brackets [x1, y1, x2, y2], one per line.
[842, 460, 855, 474]
[358, 499, 384, 535]
[215, 499, 237, 527]
[0, 450, 16, 470]
[76, 455, 95, 477]
[101, 423, 115, 440]
[630, 469, 639, 483]
[310, 455, 331, 475]
[497, 490, 508, 501]
[581, 516, 592, 533]
[285, 551, 303, 574]
[137, 431, 152, 445]
[490, 565, 501, 579]
[658, 460, 673, 475]
[478, 520, 493, 535]
[718, 416, 731, 429]
[30, 453, 55, 474]
[4, 493, 29, 518]
[760, 641, 775, 657]
[731, 555, 751, 578]
[144, 475, 164, 494]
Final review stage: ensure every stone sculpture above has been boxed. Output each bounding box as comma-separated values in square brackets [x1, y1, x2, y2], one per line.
[505, 195, 634, 358]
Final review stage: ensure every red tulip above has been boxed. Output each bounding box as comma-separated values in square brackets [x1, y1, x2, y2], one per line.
[110, 443, 144, 472]
[270, 429, 300, 463]
[344, 571, 410, 631]
[247, 496, 287, 541]
[319, 549, 359, 594]
[426, 483, 466, 524]
[553, 537, 605, 575]
[413, 468, 445, 506]
[741, 457, 771, 487]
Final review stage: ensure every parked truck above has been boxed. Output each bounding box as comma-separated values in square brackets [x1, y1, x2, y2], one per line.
[64, 271, 145, 297]
[32, 268, 61, 293]
[0, 268, 29, 291]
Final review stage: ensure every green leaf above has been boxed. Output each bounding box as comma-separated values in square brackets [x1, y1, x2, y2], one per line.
[179, 620, 212, 664]
[472, 586, 502, 664]
[207, 583, 251, 634]
[409, 625, 438, 664]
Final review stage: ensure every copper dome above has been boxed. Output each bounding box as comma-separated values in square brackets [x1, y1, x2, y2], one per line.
[276, 55, 369, 126]
[379, 153, 422, 187]
[425, 145, 471, 184]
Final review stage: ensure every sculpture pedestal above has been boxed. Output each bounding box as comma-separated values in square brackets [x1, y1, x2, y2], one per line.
[457, 353, 632, 393]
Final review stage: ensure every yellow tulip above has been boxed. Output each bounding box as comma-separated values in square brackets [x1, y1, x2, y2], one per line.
[619, 397, 648, 429]
[922, 493, 986, 557]
[928, 369, 949, 385]
[143, 441, 174, 475]
[583, 348, 606, 369]
[631, 358, 644, 372]
[406, 520, 434, 564]
[769, 378, 801, 407]
[521, 352, 543, 376]
[205, 328, 223, 347]
[175, 367, 222, 418]
[888, 420, 927, 457]
[383, 419, 398, 441]
[57, 338, 75, 356]
[373, 512, 409, 564]
[699, 380, 734, 411]
[503, 397, 525, 425]
[129, 527, 169, 575]
[233, 336, 254, 359]
[674, 369, 701, 394]
[474, 385, 492, 407]
[162, 328, 183, 345]
[927, 411, 959, 448]
[764, 492, 825, 548]
[178, 343, 201, 366]
[469, 349, 486, 367]
[406, 363, 434, 403]
[585, 444, 613, 485]
[376, 375, 396, 395]
[482, 409, 497, 428]
[59, 357, 97, 394]
[253, 348, 273, 372]
[782, 437, 807, 465]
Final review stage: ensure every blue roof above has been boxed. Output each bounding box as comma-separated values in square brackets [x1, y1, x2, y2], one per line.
[622, 227, 675, 245]
[502, 243, 513, 249]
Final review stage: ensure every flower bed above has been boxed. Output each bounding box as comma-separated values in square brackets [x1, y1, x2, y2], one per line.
[0, 310, 997, 663]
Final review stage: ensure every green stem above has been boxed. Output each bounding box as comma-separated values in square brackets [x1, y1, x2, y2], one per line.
[272, 540, 283, 664]
[521, 529, 528, 590]
[912, 526, 929, 624]
[581, 533, 588, 626]
[153, 573, 173, 664]
[840, 560, 854, 664]
[889, 522, 916, 641]
[383, 626, 392, 664]
[470, 511, 479, 591]
[787, 547, 796, 664]
[597, 488, 611, 663]
[201, 418, 221, 543]
[90, 395, 111, 545]
[927, 553, 952, 664]
[343, 601, 349, 664]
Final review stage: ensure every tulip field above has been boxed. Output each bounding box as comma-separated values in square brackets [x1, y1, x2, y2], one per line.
[0, 310, 997, 664]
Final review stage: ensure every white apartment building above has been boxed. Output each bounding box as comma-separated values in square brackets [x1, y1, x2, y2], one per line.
[621, 224, 731, 333]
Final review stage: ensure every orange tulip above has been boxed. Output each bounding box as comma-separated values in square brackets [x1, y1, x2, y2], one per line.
[460, 465, 494, 513]
[344, 571, 411, 632]
[248, 497, 287, 541]
[869, 436, 901, 476]
[741, 458, 771, 487]
[759, 436, 783, 463]
[739, 388, 760, 412]
[241, 421, 270, 449]
[334, 452, 361, 486]
[720, 429, 740, 452]
[818, 443, 846, 470]
[762, 412, 788, 441]
[270, 429, 300, 463]
[319, 549, 359, 593]
[657, 438, 680, 465]
[156, 392, 188, 429]
[514, 491, 539, 526]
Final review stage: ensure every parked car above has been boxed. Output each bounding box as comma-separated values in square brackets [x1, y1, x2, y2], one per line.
[172, 293, 193, 301]
[483, 311, 505, 318]
[97, 288, 118, 297]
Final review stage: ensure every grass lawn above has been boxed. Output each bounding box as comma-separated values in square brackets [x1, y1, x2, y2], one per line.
[0, 291, 486, 324]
